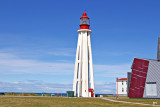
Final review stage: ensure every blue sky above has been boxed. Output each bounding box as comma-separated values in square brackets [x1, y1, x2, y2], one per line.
[0, 0, 160, 94]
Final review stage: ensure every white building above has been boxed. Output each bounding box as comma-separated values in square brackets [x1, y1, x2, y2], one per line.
[116, 78, 127, 96]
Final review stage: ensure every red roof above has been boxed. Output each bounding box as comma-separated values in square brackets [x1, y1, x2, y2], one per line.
[117, 78, 127, 81]
[89, 88, 93, 92]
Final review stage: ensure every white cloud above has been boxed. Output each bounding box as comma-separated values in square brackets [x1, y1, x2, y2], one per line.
[0, 52, 131, 78]
[95, 82, 116, 94]
[94, 64, 131, 78]
[0, 81, 72, 93]
[0, 53, 74, 75]
[94, 64, 130, 72]
[47, 48, 75, 56]
[103, 51, 135, 56]
[0, 53, 16, 59]
[0, 81, 116, 94]
[0, 52, 131, 94]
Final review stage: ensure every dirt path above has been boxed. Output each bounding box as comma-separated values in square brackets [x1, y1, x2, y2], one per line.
[101, 97, 160, 106]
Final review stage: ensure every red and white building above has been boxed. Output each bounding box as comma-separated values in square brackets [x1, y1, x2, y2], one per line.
[73, 12, 95, 97]
[127, 37, 160, 98]
[116, 78, 127, 96]
[127, 58, 160, 98]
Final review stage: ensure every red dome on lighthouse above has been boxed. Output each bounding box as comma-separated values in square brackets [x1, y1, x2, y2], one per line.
[80, 12, 89, 19]
[80, 12, 90, 29]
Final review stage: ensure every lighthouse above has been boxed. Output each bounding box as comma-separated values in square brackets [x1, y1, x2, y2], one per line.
[73, 12, 95, 97]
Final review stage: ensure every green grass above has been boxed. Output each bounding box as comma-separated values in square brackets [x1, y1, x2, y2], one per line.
[117, 98, 160, 105]
[4, 92, 39, 96]
[0, 97, 153, 107]
[107, 95, 160, 105]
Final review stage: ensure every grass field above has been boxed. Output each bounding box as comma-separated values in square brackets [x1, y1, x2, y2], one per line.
[107, 95, 160, 105]
[117, 97, 160, 105]
[0, 96, 157, 107]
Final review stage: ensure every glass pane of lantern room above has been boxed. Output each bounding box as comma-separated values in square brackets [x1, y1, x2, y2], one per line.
[80, 18, 89, 25]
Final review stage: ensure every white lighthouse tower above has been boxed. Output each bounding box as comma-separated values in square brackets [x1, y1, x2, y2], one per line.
[73, 12, 95, 97]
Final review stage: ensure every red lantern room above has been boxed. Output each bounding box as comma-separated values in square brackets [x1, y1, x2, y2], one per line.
[80, 12, 90, 29]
